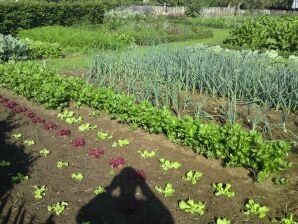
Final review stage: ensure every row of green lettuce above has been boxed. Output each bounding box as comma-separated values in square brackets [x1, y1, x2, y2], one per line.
[0, 34, 62, 62]
[0, 62, 292, 181]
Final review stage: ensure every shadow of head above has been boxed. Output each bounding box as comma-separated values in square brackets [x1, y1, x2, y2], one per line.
[76, 167, 175, 224]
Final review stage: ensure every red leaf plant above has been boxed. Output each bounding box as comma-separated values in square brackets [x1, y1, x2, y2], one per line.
[31, 116, 45, 124]
[56, 128, 71, 136]
[109, 157, 125, 169]
[43, 122, 58, 130]
[88, 148, 105, 159]
[72, 137, 86, 147]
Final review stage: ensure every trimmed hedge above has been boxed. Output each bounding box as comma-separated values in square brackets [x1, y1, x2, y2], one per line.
[0, 62, 292, 181]
[0, 1, 105, 34]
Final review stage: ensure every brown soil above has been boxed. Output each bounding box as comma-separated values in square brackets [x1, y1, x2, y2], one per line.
[0, 88, 297, 224]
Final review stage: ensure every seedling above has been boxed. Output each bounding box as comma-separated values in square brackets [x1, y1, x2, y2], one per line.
[57, 110, 82, 124]
[71, 173, 84, 181]
[137, 150, 156, 159]
[272, 177, 288, 186]
[89, 109, 99, 117]
[24, 140, 35, 146]
[47, 201, 68, 215]
[178, 198, 205, 216]
[159, 158, 181, 171]
[40, 148, 51, 157]
[0, 160, 11, 167]
[78, 123, 97, 132]
[72, 138, 86, 147]
[155, 183, 175, 197]
[56, 161, 69, 168]
[12, 133, 22, 140]
[272, 214, 297, 224]
[33, 185, 48, 199]
[88, 148, 104, 159]
[216, 217, 231, 224]
[96, 131, 112, 140]
[112, 139, 130, 147]
[56, 128, 71, 137]
[94, 186, 107, 195]
[182, 170, 203, 185]
[109, 157, 125, 168]
[212, 183, 235, 198]
[243, 199, 269, 218]
[12, 172, 29, 183]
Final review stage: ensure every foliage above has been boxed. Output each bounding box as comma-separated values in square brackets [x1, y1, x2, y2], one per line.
[109, 157, 125, 168]
[0, 34, 28, 62]
[243, 199, 269, 218]
[212, 183, 235, 198]
[94, 186, 107, 195]
[12, 172, 29, 183]
[88, 148, 104, 159]
[23, 38, 63, 59]
[71, 173, 84, 181]
[159, 158, 181, 171]
[56, 161, 69, 168]
[24, 139, 35, 146]
[72, 138, 86, 147]
[155, 183, 175, 197]
[0, 1, 105, 34]
[273, 214, 298, 224]
[137, 149, 156, 158]
[96, 131, 112, 140]
[78, 123, 97, 131]
[178, 198, 205, 216]
[224, 16, 298, 54]
[0, 62, 293, 180]
[0, 160, 10, 167]
[58, 110, 82, 124]
[112, 139, 130, 147]
[47, 201, 68, 215]
[12, 133, 22, 140]
[272, 177, 288, 186]
[182, 170, 203, 185]
[40, 148, 51, 157]
[33, 185, 48, 199]
[216, 217, 231, 224]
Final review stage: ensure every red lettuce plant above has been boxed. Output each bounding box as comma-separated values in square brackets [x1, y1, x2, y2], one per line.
[109, 157, 125, 168]
[56, 128, 71, 136]
[32, 116, 45, 124]
[88, 148, 104, 159]
[43, 122, 58, 130]
[23, 111, 36, 118]
[72, 137, 86, 147]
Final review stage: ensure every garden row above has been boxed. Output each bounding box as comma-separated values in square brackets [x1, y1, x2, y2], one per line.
[0, 62, 292, 181]
[88, 44, 298, 112]
[0, 34, 62, 62]
[1, 96, 296, 224]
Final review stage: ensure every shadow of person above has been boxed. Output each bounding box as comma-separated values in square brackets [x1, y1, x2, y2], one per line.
[76, 167, 175, 224]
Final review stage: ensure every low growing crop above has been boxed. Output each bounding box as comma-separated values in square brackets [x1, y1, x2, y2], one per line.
[47, 201, 68, 216]
[178, 198, 205, 216]
[78, 123, 97, 132]
[273, 214, 298, 224]
[33, 185, 48, 199]
[137, 149, 156, 159]
[43, 122, 58, 130]
[56, 128, 71, 137]
[88, 148, 104, 159]
[12, 172, 29, 183]
[12, 133, 22, 140]
[243, 199, 269, 219]
[96, 131, 112, 140]
[182, 170, 203, 185]
[212, 183, 235, 198]
[40, 148, 51, 157]
[112, 139, 130, 147]
[94, 186, 106, 195]
[72, 138, 86, 147]
[0, 160, 10, 167]
[24, 139, 35, 146]
[159, 158, 181, 171]
[58, 110, 82, 124]
[71, 173, 84, 181]
[109, 157, 125, 168]
[56, 161, 69, 169]
[155, 183, 175, 197]
[216, 218, 231, 224]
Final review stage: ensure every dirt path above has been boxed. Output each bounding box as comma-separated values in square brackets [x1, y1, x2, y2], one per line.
[0, 88, 297, 224]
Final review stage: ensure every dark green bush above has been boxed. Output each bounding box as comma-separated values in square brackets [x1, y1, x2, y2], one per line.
[0, 1, 105, 34]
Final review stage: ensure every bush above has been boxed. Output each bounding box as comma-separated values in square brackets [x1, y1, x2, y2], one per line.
[224, 16, 298, 54]
[0, 1, 105, 34]
[0, 34, 28, 62]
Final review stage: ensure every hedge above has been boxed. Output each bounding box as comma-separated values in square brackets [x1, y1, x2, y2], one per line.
[0, 1, 105, 34]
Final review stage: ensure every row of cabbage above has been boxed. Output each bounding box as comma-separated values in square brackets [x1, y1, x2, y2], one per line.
[87, 44, 298, 113]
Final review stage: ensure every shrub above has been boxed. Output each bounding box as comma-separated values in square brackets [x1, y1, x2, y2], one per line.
[0, 34, 28, 62]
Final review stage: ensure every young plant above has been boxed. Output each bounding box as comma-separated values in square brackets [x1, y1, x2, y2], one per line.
[0, 160, 11, 167]
[57, 110, 82, 124]
[88, 148, 104, 159]
[137, 149, 156, 159]
[12, 133, 22, 140]
[72, 138, 86, 147]
[272, 214, 297, 224]
[212, 183, 235, 198]
[24, 139, 35, 146]
[94, 186, 107, 195]
[43, 122, 58, 130]
[96, 131, 112, 140]
[56, 128, 71, 137]
[78, 123, 97, 132]
[40, 148, 51, 157]
[12, 172, 29, 183]
[71, 173, 84, 181]
[216, 217, 231, 224]
[182, 170, 203, 185]
[33, 185, 48, 199]
[47, 201, 68, 215]
[243, 199, 269, 218]
[272, 177, 288, 186]
[178, 198, 205, 216]
[155, 183, 175, 197]
[56, 161, 69, 168]
[159, 158, 181, 171]
[112, 139, 130, 147]
[109, 157, 125, 168]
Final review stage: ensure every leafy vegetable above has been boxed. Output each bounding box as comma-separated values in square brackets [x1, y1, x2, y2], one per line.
[40, 148, 51, 157]
[47, 201, 68, 215]
[72, 138, 86, 147]
[96, 131, 112, 140]
[12, 133, 22, 140]
[137, 150, 156, 159]
[58, 110, 82, 124]
[182, 170, 203, 185]
[0, 160, 11, 167]
[12, 172, 29, 183]
[212, 183, 235, 198]
[78, 123, 97, 132]
[94, 186, 106, 195]
[159, 158, 181, 171]
[216, 218, 231, 224]
[178, 198, 205, 216]
[272, 177, 288, 186]
[112, 139, 130, 147]
[33, 185, 48, 199]
[272, 214, 298, 224]
[155, 183, 175, 197]
[88, 148, 104, 159]
[56, 161, 69, 168]
[109, 157, 125, 168]
[71, 173, 84, 181]
[243, 199, 269, 218]
[56, 128, 71, 137]
[24, 139, 35, 146]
